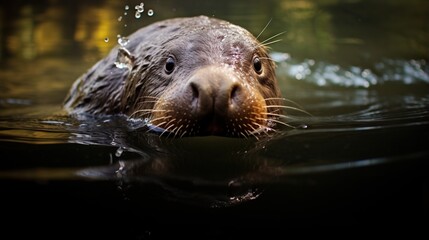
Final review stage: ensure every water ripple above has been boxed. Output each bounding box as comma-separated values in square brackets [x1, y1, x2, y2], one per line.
[272, 54, 429, 87]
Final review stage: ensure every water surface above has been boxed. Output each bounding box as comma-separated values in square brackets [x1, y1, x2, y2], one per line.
[0, 0, 428, 237]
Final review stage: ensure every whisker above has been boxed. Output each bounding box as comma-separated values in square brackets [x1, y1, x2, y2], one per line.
[240, 131, 250, 139]
[256, 123, 277, 136]
[245, 124, 261, 140]
[150, 120, 168, 129]
[265, 112, 303, 121]
[149, 109, 172, 113]
[260, 31, 287, 45]
[174, 125, 184, 138]
[133, 96, 161, 111]
[159, 129, 169, 138]
[128, 112, 149, 119]
[148, 116, 171, 125]
[256, 117, 296, 129]
[133, 109, 169, 114]
[252, 122, 277, 135]
[163, 118, 176, 128]
[128, 109, 154, 118]
[129, 109, 153, 114]
[158, 117, 178, 138]
[246, 127, 260, 141]
[266, 105, 312, 116]
[264, 112, 287, 118]
[166, 126, 179, 138]
[128, 109, 171, 119]
[265, 97, 307, 110]
[144, 119, 168, 134]
[258, 57, 275, 62]
[245, 124, 262, 139]
[258, 39, 283, 49]
[180, 129, 188, 138]
[159, 123, 176, 138]
[265, 113, 308, 120]
[256, 18, 273, 40]
[264, 97, 284, 101]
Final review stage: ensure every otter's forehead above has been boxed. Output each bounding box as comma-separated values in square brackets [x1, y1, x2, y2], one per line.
[164, 19, 261, 68]
[180, 15, 255, 40]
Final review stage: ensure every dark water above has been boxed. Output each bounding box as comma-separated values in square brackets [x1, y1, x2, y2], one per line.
[1, 0, 429, 237]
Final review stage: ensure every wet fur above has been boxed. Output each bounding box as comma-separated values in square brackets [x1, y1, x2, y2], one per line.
[64, 16, 283, 137]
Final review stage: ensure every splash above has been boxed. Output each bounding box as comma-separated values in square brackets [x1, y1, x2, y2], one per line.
[134, 2, 144, 18]
[109, 2, 156, 48]
[115, 147, 124, 157]
[114, 47, 132, 69]
[117, 36, 129, 47]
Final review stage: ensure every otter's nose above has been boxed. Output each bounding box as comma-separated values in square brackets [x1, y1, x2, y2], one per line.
[186, 66, 243, 122]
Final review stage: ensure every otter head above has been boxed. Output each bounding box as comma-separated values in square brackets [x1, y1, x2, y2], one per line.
[118, 16, 283, 138]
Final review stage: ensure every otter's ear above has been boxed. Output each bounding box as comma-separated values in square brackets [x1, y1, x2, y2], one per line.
[115, 47, 135, 70]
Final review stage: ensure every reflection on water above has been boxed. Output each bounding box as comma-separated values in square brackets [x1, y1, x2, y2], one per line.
[0, 0, 428, 233]
[1, 0, 428, 62]
[1, 78, 428, 205]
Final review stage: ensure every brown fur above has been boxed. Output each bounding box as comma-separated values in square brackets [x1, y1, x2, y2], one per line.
[64, 16, 283, 137]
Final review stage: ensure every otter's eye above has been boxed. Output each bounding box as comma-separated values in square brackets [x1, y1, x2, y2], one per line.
[253, 56, 262, 74]
[165, 57, 175, 74]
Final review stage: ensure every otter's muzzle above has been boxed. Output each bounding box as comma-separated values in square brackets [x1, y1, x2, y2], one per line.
[182, 66, 246, 134]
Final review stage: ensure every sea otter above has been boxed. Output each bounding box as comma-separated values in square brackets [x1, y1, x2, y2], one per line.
[64, 15, 283, 138]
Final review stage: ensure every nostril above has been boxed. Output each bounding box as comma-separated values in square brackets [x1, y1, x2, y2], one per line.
[190, 82, 199, 101]
[188, 79, 213, 118]
[230, 84, 240, 103]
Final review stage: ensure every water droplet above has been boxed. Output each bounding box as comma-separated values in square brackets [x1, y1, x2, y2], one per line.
[124, 24, 127, 27]
[135, 11, 141, 18]
[115, 62, 128, 69]
[118, 16, 122, 21]
[125, 5, 129, 10]
[135, 3, 144, 13]
[117, 34, 121, 38]
[115, 161, 126, 177]
[104, 37, 109, 42]
[147, 9, 154, 16]
[124, 12, 128, 16]
[114, 47, 132, 70]
[115, 147, 124, 157]
[300, 124, 308, 129]
[118, 37, 129, 46]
